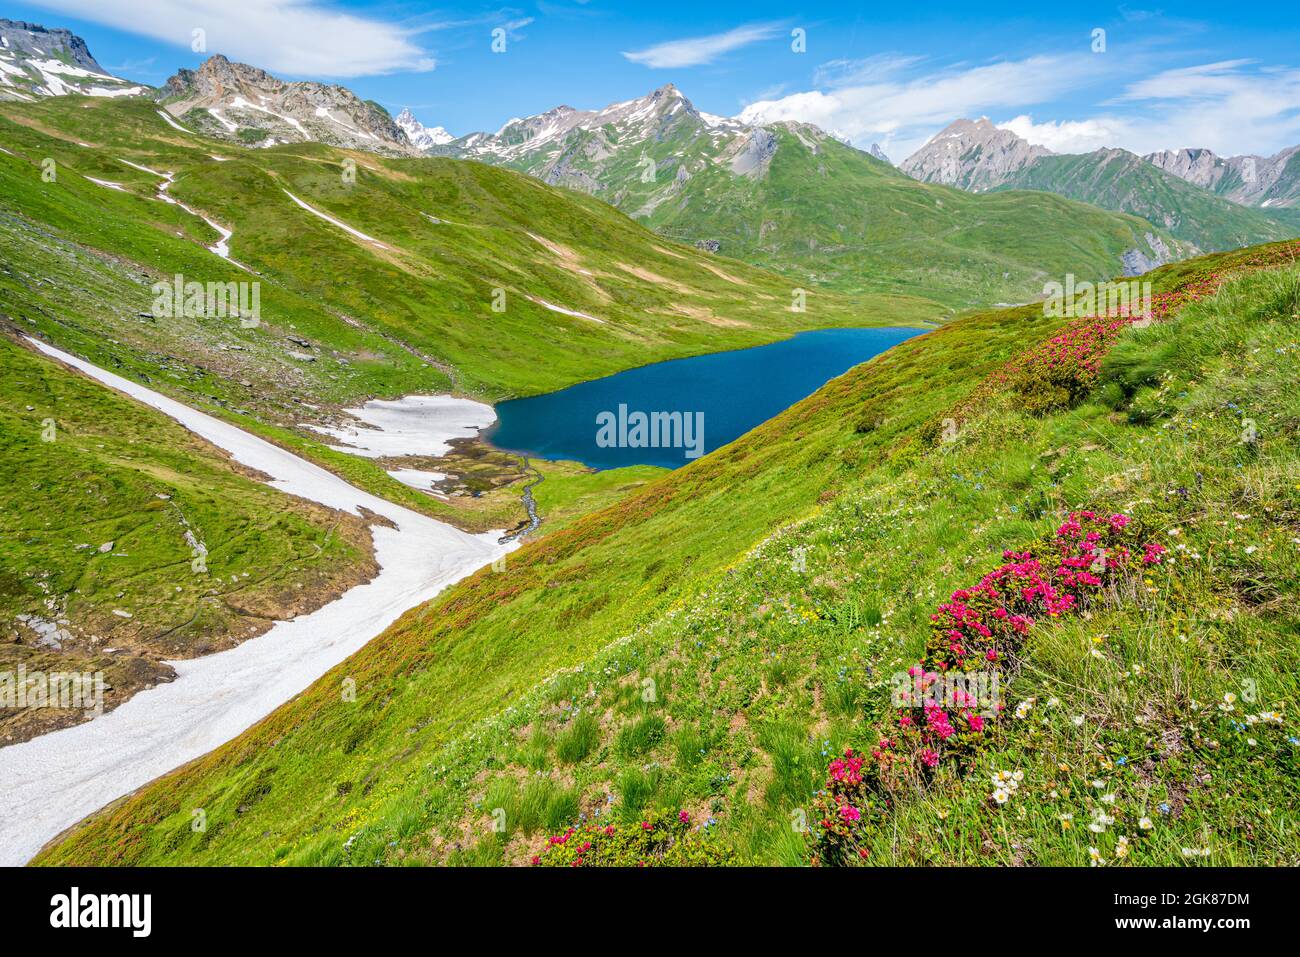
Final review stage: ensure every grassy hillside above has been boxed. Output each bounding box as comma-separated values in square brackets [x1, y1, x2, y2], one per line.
[0, 95, 930, 409]
[639, 127, 1193, 309]
[998, 149, 1297, 253]
[35, 240, 1300, 866]
[0, 93, 934, 544]
[499, 117, 1190, 310]
[0, 332, 375, 743]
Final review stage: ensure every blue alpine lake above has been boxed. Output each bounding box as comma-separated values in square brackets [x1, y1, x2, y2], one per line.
[483, 327, 925, 470]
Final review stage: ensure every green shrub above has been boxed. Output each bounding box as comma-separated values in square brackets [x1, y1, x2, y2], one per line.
[616, 715, 666, 758]
[555, 713, 601, 764]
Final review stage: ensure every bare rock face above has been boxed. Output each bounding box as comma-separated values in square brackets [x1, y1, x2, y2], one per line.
[0, 18, 144, 99]
[159, 55, 418, 155]
[1121, 232, 1177, 276]
[727, 127, 778, 177]
[1144, 146, 1300, 208]
[1143, 147, 1225, 190]
[900, 118, 1052, 191]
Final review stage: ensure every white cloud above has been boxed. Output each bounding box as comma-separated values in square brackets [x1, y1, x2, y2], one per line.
[25, 0, 437, 77]
[1110, 60, 1300, 155]
[623, 22, 783, 69]
[738, 54, 1110, 161]
[740, 51, 1300, 161]
[997, 115, 1130, 154]
[998, 61, 1300, 158]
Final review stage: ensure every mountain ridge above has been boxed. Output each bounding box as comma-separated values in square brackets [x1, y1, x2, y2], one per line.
[901, 118, 1300, 251]
[1145, 145, 1300, 209]
[419, 86, 1189, 307]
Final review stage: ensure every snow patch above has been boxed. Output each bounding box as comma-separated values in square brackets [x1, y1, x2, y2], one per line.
[307, 395, 496, 459]
[529, 296, 605, 324]
[0, 339, 513, 866]
[156, 110, 191, 133]
[282, 189, 390, 248]
[387, 468, 449, 491]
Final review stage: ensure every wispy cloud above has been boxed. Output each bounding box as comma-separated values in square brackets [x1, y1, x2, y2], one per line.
[997, 115, 1125, 153]
[1005, 61, 1300, 157]
[623, 21, 783, 69]
[739, 53, 1113, 159]
[498, 17, 534, 41]
[24, 0, 439, 77]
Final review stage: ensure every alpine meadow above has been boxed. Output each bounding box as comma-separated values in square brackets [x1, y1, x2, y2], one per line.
[0, 1, 1296, 934]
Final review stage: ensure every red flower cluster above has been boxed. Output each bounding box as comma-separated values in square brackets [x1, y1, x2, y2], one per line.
[812, 510, 1166, 865]
[933, 240, 1300, 432]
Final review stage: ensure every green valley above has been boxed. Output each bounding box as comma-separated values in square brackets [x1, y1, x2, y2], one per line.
[441, 86, 1193, 310]
[33, 239, 1300, 866]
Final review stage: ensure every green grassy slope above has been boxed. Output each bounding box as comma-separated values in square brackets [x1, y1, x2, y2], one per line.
[642, 127, 1192, 308]
[0, 93, 939, 542]
[495, 117, 1191, 309]
[0, 93, 926, 736]
[0, 96, 931, 408]
[998, 149, 1298, 253]
[36, 240, 1299, 866]
[0, 333, 374, 742]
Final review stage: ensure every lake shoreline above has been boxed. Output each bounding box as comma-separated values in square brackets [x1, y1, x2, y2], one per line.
[483, 327, 926, 470]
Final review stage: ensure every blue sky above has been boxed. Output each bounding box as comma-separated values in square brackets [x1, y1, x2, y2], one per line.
[8, 1, 1300, 159]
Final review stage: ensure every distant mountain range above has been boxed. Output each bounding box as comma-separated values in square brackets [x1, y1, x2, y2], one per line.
[4, 17, 1296, 308]
[1145, 146, 1300, 209]
[900, 118, 1300, 252]
[414, 84, 1190, 307]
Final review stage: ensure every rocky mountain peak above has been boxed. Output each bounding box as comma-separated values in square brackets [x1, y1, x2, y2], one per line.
[0, 18, 104, 72]
[159, 55, 417, 155]
[395, 107, 453, 149]
[900, 118, 1052, 191]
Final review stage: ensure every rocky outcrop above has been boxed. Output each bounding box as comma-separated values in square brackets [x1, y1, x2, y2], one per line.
[159, 55, 418, 155]
[1121, 232, 1179, 276]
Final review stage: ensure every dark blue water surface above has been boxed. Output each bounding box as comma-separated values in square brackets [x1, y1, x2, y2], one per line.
[483, 327, 924, 470]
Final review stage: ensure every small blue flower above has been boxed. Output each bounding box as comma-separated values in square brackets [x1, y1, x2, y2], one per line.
[1158, 802, 1171, 815]
[1116, 756, 1128, 766]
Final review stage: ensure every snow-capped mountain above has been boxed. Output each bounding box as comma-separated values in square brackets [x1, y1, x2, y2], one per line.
[0, 19, 145, 100]
[395, 108, 453, 149]
[431, 82, 838, 209]
[159, 55, 419, 155]
[899, 117, 1051, 190]
[437, 83, 751, 165]
[1144, 146, 1300, 209]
